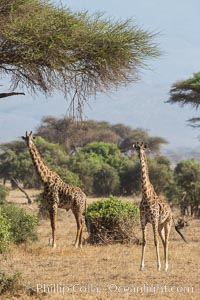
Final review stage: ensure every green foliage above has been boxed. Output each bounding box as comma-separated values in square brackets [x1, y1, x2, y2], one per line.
[0, 185, 8, 205]
[175, 159, 200, 188]
[0, 136, 78, 189]
[68, 142, 128, 195]
[56, 169, 81, 187]
[93, 164, 120, 196]
[82, 142, 121, 165]
[0, 208, 11, 253]
[81, 142, 123, 195]
[174, 159, 200, 216]
[0, 190, 38, 253]
[184, 72, 200, 87]
[35, 136, 67, 167]
[169, 72, 200, 108]
[87, 197, 139, 244]
[164, 182, 182, 205]
[148, 156, 173, 195]
[17, 151, 39, 188]
[0, 117, 168, 196]
[119, 155, 173, 197]
[2, 205, 38, 244]
[0, 0, 159, 116]
[120, 161, 141, 195]
[87, 196, 139, 221]
[0, 149, 19, 182]
[0, 271, 22, 295]
[0, 143, 39, 188]
[68, 150, 102, 194]
[0, 133, 170, 196]
[168, 72, 200, 127]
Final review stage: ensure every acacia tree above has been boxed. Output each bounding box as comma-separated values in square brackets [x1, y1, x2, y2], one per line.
[174, 159, 200, 216]
[168, 72, 200, 127]
[0, 0, 159, 116]
[36, 116, 167, 153]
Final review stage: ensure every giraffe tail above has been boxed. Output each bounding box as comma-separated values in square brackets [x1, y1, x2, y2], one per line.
[172, 216, 188, 243]
[84, 199, 90, 233]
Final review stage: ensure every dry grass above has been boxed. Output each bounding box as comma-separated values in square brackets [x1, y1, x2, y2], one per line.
[0, 189, 199, 299]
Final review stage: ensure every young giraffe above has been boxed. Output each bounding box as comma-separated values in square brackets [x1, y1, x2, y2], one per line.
[22, 131, 86, 248]
[133, 142, 187, 271]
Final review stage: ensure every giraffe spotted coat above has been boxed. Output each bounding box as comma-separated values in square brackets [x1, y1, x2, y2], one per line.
[22, 131, 86, 248]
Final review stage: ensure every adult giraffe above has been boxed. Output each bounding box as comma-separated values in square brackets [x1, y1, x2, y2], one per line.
[133, 142, 187, 271]
[22, 131, 86, 248]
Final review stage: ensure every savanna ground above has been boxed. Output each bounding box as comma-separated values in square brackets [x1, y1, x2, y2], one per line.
[0, 188, 199, 300]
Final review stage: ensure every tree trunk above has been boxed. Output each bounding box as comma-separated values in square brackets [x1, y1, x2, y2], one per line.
[11, 177, 32, 204]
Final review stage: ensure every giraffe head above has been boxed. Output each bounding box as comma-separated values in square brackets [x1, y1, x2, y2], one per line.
[133, 142, 148, 156]
[22, 131, 35, 147]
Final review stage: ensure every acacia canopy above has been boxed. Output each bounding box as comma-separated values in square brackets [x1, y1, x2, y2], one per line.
[168, 72, 200, 127]
[36, 116, 167, 153]
[0, 0, 159, 116]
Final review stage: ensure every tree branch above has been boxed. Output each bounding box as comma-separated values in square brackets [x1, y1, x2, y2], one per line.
[0, 92, 25, 98]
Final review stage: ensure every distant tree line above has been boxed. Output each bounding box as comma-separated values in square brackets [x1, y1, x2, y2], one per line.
[36, 116, 167, 153]
[0, 137, 174, 196]
[0, 117, 199, 217]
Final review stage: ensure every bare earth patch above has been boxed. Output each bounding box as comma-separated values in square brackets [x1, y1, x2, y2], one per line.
[0, 189, 199, 299]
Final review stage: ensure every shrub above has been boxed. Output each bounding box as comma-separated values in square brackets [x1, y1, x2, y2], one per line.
[2, 205, 38, 244]
[86, 196, 140, 244]
[0, 271, 22, 295]
[0, 185, 8, 205]
[0, 208, 10, 253]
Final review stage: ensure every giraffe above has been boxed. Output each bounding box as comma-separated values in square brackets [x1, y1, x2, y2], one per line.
[133, 142, 187, 271]
[22, 131, 86, 248]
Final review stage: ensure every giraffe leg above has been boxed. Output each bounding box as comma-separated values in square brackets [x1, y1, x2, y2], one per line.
[158, 225, 165, 247]
[78, 218, 83, 248]
[140, 221, 147, 271]
[159, 224, 166, 270]
[73, 208, 83, 248]
[153, 222, 161, 271]
[163, 219, 172, 271]
[49, 204, 57, 248]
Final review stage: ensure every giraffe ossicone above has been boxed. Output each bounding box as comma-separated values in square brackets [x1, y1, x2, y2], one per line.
[22, 131, 87, 248]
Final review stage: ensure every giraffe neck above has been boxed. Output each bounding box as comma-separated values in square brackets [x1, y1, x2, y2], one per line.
[139, 150, 155, 199]
[28, 142, 50, 183]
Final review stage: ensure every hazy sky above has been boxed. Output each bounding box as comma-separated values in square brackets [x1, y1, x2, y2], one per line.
[1, 0, 200, 149]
